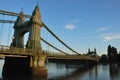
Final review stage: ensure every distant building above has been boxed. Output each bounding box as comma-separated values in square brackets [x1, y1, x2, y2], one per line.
[86, 48, 97, 56]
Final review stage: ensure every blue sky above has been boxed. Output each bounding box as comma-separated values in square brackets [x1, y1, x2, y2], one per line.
[0, 0, 120, 55]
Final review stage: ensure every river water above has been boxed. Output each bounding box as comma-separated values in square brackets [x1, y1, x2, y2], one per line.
[0, 59, 120, 80]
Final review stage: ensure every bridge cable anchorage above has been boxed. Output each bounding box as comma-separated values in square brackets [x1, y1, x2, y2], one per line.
[0, 10, 32, 18]
[40, 37, 69, 55]
[42, 22, 80, 55]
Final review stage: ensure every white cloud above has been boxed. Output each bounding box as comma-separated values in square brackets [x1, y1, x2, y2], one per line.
[96, 27, 110, 32]
[65, 24, 75, 30]
[103, 33, 120, 42]
[65, 19, 79, 30]
[98, 33, 120, 42]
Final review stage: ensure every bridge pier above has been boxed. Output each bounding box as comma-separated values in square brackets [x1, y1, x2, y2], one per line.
[2, 55, 47, 79]
[31, 55, 47, 77]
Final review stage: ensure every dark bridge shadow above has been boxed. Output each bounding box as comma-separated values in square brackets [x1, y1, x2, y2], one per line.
[2, 65, 32, 80]
[2, 57, 33, 80]
[2, 57, 47, 80]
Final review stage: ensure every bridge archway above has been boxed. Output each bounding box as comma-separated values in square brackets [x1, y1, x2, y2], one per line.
[24, 32, 29, 48]
[11, 5, 42, 50]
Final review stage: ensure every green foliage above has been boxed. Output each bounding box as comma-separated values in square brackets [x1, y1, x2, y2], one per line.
[100, 54, 108, 63]
[107, 45, 119, 63]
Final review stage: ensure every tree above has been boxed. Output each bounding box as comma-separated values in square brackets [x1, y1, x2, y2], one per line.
[107, 45, 112, 61]
[107, 45, 118, 62]
[100, 54, 108, 63]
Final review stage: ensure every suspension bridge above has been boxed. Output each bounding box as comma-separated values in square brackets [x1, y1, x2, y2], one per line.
[0, 5, 98, 76]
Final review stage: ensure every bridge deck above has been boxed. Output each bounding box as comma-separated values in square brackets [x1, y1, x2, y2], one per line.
[47, 54, 98, 61]
[0, 45, 42, 56]
[0, 45, 99, 61]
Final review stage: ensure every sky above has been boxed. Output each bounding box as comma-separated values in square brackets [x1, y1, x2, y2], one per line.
[0, 0, 120, 56]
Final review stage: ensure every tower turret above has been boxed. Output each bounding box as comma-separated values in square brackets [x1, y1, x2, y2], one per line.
[26, 5, 42, 49]
[14, 11, 25, 28]
[11, 10, 25, 47]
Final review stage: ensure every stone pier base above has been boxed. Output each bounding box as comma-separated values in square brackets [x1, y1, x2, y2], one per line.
[32, 67, 47, 80]
[30, 54, 47, 80]
[31, 67, 47, 76]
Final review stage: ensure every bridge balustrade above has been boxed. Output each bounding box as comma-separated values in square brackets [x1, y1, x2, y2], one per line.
[46, 53, 98, 61]
[0, 45, 98, 61]
[0, 45, 42, 56]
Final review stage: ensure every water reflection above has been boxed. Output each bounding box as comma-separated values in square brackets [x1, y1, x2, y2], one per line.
[0, 59, 120, 80]
[47, 63, 120, 80]
[109, 63, 120, 80]
[47, 63, 97, 80]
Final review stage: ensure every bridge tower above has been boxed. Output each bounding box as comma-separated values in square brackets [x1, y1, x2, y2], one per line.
[11, 10, 25, 48]
[11, 5, 42, 49]
[3, 5, 47, 78]
[26, 5, 42, 49]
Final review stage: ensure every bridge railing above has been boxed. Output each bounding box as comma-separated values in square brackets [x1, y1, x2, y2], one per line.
[0, 45, 99, 61]
[44, 50, 99, 61]
[47, 54, 98, 60]
[0, 45, 42, 56]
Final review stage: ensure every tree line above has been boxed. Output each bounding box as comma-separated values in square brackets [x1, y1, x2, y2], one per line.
[100, 45, 120, 63]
